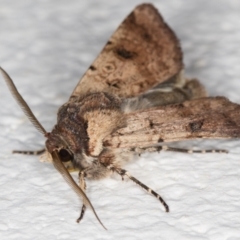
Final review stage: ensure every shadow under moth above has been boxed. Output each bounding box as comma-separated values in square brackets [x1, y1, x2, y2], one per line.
[1, 3, 240, 229]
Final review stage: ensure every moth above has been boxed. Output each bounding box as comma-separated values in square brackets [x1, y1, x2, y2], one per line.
[1, 3, 240, 229]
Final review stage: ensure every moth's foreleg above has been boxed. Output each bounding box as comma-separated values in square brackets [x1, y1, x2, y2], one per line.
[12, 149, 45, 155]
[162, 146, 228, 154]
[76, 171, 87, 223]
[114, 168, 169, 212]
[130, 146, 228, 155]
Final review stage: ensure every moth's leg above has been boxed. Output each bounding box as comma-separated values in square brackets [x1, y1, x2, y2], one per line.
[162, 146, 228, 154]
[76, 171, 87, 223]
[12, 149, 45, 155]
[112, 167, 169, 212]
[131, 146, 228, 155]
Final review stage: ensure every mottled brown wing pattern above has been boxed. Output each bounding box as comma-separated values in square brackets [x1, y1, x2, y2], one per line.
[104, 97, 240, 148]
[70, 3, 182, 100]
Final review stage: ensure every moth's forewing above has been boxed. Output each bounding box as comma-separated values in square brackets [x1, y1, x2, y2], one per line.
[70, 4, 182, 100]
[104, 97, 240, 148]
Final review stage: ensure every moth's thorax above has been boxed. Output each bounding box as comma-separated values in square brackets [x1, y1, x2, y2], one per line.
[45, 92, 126, 177]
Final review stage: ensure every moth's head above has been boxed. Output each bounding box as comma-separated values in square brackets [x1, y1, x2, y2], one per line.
[43, 129, 78, 166]
[43, 131, 74, 164]
[44, 101, 90, 164]
[39, 130, 75, 171]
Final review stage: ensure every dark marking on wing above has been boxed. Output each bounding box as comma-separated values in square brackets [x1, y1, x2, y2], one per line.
[189, 120, 204, 132]
[106, 79, 121, 89]
[142, 33, 152, 41]
[115, 48, 137, 59]
[89, 65, 96, 71]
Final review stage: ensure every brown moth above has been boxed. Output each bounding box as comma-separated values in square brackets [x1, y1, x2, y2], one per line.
[1, 3, 240, 229]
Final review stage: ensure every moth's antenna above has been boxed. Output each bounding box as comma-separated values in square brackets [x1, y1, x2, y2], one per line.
[0, 67, 47, 136]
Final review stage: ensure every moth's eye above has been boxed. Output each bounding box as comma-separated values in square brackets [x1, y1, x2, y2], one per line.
[58, 149, 73, 162]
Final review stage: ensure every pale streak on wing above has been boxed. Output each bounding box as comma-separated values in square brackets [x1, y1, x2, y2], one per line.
[103, 97, 240, 148]
[70, 3, 182, 100]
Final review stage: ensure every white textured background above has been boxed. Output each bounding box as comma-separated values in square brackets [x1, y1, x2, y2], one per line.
[0, 1, 240, 239]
